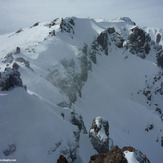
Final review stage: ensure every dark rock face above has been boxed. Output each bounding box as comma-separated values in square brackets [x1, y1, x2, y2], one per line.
[94, 28, 124, 56]
[57, 155, 68, 163]
[127, 27, 151, 58]
[46, 18, 58, 28]
[30, 22, 39, 28]
[3, 144, 16, 156]
[97, 31, 109, 55]
[161, 137, 163, 146]
[157, 50, 163, 68]
[110, 32, 124, 48]
[60, 18, 75, 35]
[71, 111, 87, 134]
[15, 47, 21, 54]
[156, 33, 161, 44]
[15, 28, 23, 34]
[49, 30, 55, 37]
[69, 19, 75, 26]
[89, 41, 98, 64]
[0, 67, 23, 91]
[89, 146, 127, 163]
[89, 117, 109, 153]
[12, 62, 19, 70]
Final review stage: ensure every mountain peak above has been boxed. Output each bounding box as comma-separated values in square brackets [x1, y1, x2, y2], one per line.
[0, 17, 163, 163]
[112, 17, 136, 25]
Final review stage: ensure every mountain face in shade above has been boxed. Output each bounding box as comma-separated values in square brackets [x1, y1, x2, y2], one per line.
[0, 17, 163, 163]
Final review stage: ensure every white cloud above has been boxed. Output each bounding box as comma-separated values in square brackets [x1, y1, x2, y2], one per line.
[0, 0, 163, 34]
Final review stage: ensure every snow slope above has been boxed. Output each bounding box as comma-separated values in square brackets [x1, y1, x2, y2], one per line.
[75, 52, 163, 163]
[0, 17, 163, 162]
[0, 88, 78, 162]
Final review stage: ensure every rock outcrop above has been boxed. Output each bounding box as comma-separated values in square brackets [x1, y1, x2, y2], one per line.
[156, 33, 161, 44]
[157, 50, 163, 68]
[89, 146, 150, 163]
[89, 117, 109, 153]
[0, 66, 23, 91]
[89, 146, 127, 163]
[60, 18, 75, 37]
[71, 111, 87, 134]
[3, 144, 16, 156]
[126, 27, 151, 58]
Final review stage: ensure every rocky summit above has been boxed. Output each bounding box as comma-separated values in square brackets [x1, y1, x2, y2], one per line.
[89, 145, 150, 163]
[0, 17, 163, 163]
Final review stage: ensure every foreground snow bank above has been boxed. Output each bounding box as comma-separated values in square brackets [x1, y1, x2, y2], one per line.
[0, 88, 78, 162]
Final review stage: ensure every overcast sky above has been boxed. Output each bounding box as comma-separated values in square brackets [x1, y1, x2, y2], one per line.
[0, 0, 163, 34]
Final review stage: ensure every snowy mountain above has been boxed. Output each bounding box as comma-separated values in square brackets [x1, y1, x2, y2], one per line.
[0, 17, 163, 163]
